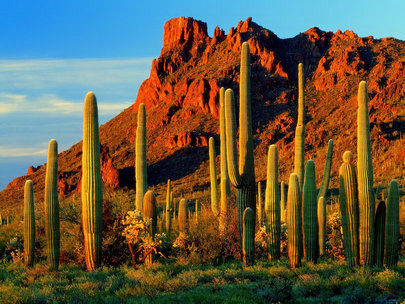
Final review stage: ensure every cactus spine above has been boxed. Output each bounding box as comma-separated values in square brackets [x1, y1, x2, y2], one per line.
[165, 180, 172, 233]
[287, 173, 302, 269]
[357, 81, 375, 266]
[385, 179, 399, 267]
[264, 145, 280, 260]
[44, 139, 60, 270]
[294, 63, 305, 189]
[339, 151, 360, 267]
[257, 181, 263, 225]
[374, 201, 385, 268]
[209, 137, 219, 216]
[136, 103, 147, 211]
[302, 160, 318, 262]
[242, 207, 254, 267]
[178, 199, 188, 234]
[280, 181, 287, 223]
[143, 190, 157, 237]
[24, 180, 35, 267]
[224, 42, 256, 254]
[82, 91, 103, 271]
[219, 87, 230, 233]
[317, 139, 333, 200]
[317, 196, 326, 256]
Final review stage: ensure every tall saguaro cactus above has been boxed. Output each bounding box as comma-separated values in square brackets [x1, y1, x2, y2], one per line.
[294, 63, 305, 189]
[317, 139, 334, 201]
[165, 180, 172, 233]
[339, 151, 360, 267]
[82, 91, 103, 271]
[224, 42, 256, 253]
[44, 139, 60, 270]
[257, 181, 263, 225]
[219, 87, 230, 233]
[242, 207, 254, 267]
[265, 145, 280, 261]
[136, 103, 147, 211]
[357, 81, 375, 266]
[385, 179, 399, 267]
[24, 180, 35, 267]
[302, 160, 318, 262]
[287, 173, 302, 269]
[209, 137, 219, 216]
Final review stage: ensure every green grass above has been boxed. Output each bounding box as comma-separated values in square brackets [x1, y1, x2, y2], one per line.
[0, 258, 404, 303]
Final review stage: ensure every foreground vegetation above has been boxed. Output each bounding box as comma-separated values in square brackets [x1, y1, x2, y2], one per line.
[0, 258, 404, 303]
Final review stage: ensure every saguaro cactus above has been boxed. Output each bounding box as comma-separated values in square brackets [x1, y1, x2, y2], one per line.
[374, 201, 386, 268]
[265, 145, 280, 261]
[44, 139, 60, 270]
[357, 81, 375, 266]
[280, 181, 287, 223]
[136, 103, 147, 211]
[257, 181, 263, 225]
[317, 196, 326, 256]
[209, 137, 219, 216]
[224, 42, 256, 254]
[302, 160, 318, 262]
[287, 173, 302, 269]
[178, 199, 188, 234]
[24, 180, 35, 267]
[82, 91, 103, 271]
[294, 63, 305, 189]
[165, 180, 172, 233]
[385, 179, 399, 267]
[317, 139, 334, 201]
[219, 87, 230, 233]
[339, 151, 360, 267]
[242, 207, 254, 267]
[143, 190, 157, 237]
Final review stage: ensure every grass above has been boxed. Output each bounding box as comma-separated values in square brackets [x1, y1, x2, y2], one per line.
[0, 258, 404, 303]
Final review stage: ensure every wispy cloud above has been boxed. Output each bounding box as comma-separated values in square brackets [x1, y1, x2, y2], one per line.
[0, 146, 47, 158]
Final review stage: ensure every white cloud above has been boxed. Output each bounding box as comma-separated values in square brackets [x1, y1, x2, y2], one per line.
[0, 146, 47, 158]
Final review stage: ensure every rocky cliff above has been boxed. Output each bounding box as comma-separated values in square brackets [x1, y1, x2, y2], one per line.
[1, 17, 404, 209]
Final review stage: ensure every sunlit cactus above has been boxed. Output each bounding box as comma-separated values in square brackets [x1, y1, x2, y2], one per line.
[357, 81, 375, 266]
[287, 173, 302, 269]
[257, 181, 263, 225]
[339, 151, 360, 267]
[317, 197, 326, 256]
[294, 63, 305, 189]
[165, 179, 172, 233]
[82, 91, 103, 271]
[302, 160, 318, 263]
[224, 42, 255, 254]
[44, 139, 60, 270]
[209, 137, 219, 216]
[24, 180, 35, 267]
[317, 139, 333, 201]
[264, 145, 280, 261]
[143, 190, 157, 237]
[178, 199, 188, 234]
[242, 207, 254, 267]
[385, 179, 399, 267]
[280, 181, 287, 223]
[136, 103, 147, 211]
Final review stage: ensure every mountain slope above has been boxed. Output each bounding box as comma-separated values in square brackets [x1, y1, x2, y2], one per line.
[1, 17, 404, 210]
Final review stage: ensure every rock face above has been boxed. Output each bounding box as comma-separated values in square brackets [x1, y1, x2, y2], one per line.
[1, 17, 404, 208]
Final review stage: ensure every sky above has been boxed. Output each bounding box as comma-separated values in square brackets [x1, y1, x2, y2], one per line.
[0, 0, 404, 190]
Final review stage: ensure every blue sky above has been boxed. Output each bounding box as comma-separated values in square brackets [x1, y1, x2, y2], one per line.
[0, 0, 404, 190]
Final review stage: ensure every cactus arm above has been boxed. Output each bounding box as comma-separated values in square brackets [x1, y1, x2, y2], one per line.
[135, 103, 147, 211]
[317, 139, 333, 200]
[209, 137, 219, 216]
[357, 81, 375, 266]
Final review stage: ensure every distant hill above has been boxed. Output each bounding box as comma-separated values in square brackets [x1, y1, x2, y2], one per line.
[1, 16, 404, 211]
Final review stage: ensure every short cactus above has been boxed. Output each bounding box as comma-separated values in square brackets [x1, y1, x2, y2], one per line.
[82, 91, 103, 271]
[178, 199, 188, 234]
[44, 139, 60, 270]
[135, 103, 147, 211]
[165, 180, 172, 233]
[374, 201, 385, 268]
[385, 179, 399, 267]
[209, 137, 219, 216]
[339, 150, 360, 267]
[302, 160, 318, 263]
[357, 81, 375, 266]
[242, 207, 254, 267]
[280, 181, 287, 223]
[317, 196, 326, 256]
[287, 173, 302, 269]
[143, 190, 157, 237]
[264, 145, 280, 261]
[24, 180, 35, 267]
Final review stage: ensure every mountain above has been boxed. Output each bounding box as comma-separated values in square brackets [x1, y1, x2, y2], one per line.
[1, 17, 404, 209]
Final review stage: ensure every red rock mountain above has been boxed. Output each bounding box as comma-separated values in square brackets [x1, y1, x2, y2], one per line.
[1, 17, 404, 208]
